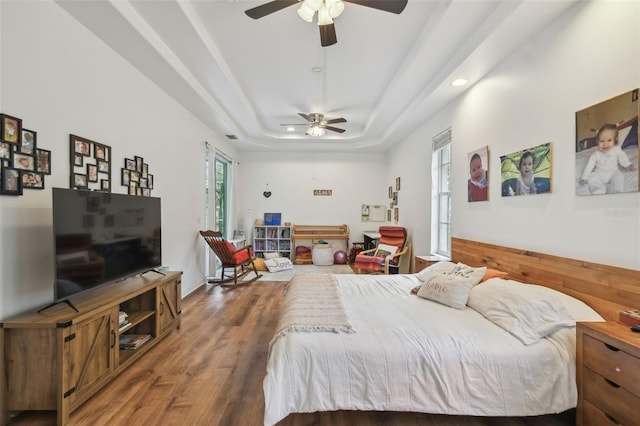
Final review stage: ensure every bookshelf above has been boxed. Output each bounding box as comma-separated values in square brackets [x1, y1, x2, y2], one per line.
[253, 225, 292, 259]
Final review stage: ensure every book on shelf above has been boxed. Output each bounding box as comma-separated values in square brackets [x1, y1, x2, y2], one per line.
[118, 321, 131, 331]
[119, 334, 152, 350]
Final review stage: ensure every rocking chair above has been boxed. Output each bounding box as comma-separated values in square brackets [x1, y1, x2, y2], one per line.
[200, 230, 262, 286]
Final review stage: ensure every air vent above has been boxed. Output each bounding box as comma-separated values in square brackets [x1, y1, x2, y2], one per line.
[225, 134, 238, 140]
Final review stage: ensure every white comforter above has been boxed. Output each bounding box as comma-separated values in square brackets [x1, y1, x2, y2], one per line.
[263, 273, 577, 425]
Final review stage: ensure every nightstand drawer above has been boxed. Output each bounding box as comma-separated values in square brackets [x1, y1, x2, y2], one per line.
[583, 334, 640, 396]
[583, 368, 638, 426]
[414, 255, 448, 273]
[582, 400, 625, 426]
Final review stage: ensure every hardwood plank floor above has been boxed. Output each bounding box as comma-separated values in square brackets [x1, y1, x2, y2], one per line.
[8, 280, 574, 426]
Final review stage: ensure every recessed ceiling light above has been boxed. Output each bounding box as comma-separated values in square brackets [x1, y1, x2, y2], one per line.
[286, 126, 295, 132]
[311, 66, 322, 73]
[451, 78, 468, 87]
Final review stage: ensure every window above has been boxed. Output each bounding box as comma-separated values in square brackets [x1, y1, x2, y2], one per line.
[204, 143, 232, 277]
[214, 156, 229, 235]
[204, 143, 231, 235]
[431, 129, 452, 257]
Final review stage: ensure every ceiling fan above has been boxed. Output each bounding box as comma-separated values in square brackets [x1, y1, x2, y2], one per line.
[297, 112, 346, 136]
[245, 0, 408, 47]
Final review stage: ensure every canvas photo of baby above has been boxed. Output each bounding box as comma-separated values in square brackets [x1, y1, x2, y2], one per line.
[467, 146, 489, 202]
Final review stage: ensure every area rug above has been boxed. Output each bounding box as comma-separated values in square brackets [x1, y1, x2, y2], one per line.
[251, 264, 354, 282]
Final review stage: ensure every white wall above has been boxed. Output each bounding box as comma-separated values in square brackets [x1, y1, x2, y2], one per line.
[389, 0, 640, 270]
[237, 151, 389, 252]
[0, 1, 236, 319]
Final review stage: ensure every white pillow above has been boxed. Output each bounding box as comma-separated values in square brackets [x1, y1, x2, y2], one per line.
[263, 251, 280, 260]
[468, 278, 576, 345]
[264, 257, 293, 272]
[417, 273, 474, 309]
[447, 262, 486, 287]
[478, 278, 604, 322]
[415, 260, 456, 281]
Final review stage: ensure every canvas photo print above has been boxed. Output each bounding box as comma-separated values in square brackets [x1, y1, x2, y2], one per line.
[575, 89, 638, 195]
[500, 142, 552, 196]
[467, 146, 489, 202]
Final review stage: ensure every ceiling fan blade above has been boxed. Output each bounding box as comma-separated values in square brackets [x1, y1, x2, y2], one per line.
[323, 125, 346, 133]
[319, 23, 337, 47]
[298, 113, 313, 122]
[245, 0, 299, 19]
[343, 0, 408, 14]
[325, 118, 346, 124]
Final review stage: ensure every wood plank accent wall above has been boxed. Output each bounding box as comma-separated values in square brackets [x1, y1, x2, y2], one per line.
[452, 238, 640, 321]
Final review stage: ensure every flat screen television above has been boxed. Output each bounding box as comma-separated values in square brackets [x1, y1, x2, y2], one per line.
[52, 187, 161, 302]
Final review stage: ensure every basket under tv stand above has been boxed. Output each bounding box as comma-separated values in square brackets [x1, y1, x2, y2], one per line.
[0, 271, 182, 426]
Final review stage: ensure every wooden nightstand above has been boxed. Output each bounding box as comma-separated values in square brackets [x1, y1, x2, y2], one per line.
[576, 321, 640, 426]
[414, 255, 449, 273]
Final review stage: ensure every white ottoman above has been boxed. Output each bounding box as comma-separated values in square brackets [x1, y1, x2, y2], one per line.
[312, 243, 334, 266]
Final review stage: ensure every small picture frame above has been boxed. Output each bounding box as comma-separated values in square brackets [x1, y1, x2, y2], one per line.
[1, 167, 22, 195]
[0, 114, 22, 145]
[36, 149, 51, 174]
[121, 168, 130, 186]
[388, 186, 393, 198]
[72, 135, 91, 156]
[101, 179, 110, 191]
[142, 188, 151, 197]
[94, 143, 107, 160]
[387, 209, 392, 222]
[392, 191, 398, 206]
[20, 129, 36, 154]
[140, 177, 147, 188]
[125, 158, 136, 171]
[129, 181, 138, 195]
[0, 141, 11, 159]
[135, 156, 143, 172]
[21, 171, 45, 189]
[394, 207, 399, 223]
[13, 152, 35, 171]
[396, 177, 401, 191]
[142, 163, 148, 178]
[74, 153, 84, 167]
[87, 164, 98, 182]
[147, 174, 154, 189]
[73, 173, 88, 189]
[130, 170, 140, 183]
[97, 160, 110, 173]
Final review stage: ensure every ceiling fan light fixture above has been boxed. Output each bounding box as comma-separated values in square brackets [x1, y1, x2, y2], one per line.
[306, 124, 326, 137]
[297, 3, 316, 22]
[326, 0, 344, 18]
[317, 6, 333, 26]
[305, 0, 324, 11]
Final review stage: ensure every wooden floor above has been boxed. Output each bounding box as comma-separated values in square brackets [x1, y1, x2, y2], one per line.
[8, 279, 574, 426]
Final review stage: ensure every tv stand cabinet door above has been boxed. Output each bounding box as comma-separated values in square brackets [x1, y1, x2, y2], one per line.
[158, 276, 181, 334]
[66, 306, 117, 411]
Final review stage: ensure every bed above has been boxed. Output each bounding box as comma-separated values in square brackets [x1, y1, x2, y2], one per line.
[263, 257, 612, 424]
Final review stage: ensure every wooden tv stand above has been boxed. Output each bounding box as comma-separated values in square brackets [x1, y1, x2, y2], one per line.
[0, 271, 182, 425]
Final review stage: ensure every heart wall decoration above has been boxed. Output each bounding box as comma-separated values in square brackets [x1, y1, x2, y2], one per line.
[263, 191, 271, 198]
